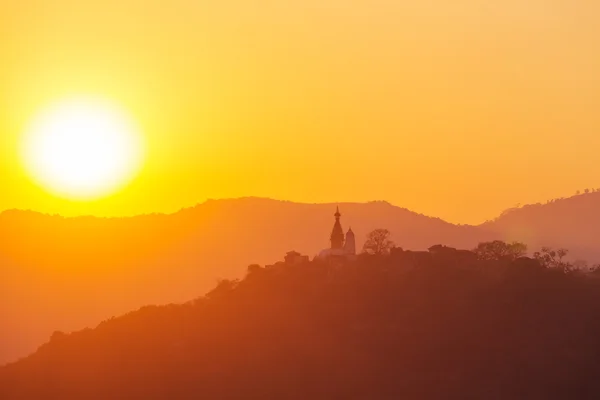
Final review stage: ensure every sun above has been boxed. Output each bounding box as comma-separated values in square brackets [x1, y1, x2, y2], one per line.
[22, 98, 145, 200]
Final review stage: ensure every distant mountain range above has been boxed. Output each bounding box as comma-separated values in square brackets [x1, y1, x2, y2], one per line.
[2, 193, 600, 364]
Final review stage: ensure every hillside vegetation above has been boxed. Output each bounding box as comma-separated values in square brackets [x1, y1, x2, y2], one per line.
[3, 247, 600, 399]
[4, 193, 600, 365]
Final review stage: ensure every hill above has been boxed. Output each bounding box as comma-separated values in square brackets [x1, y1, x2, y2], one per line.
[4, 193, 600, 365]
[2, 253, 600, 399]
[0, 198, 483, 365]
[484, 191, 600, 261]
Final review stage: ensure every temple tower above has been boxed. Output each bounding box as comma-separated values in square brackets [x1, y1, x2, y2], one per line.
[330, 206, 345, 249]
[344, 227, 356, 255]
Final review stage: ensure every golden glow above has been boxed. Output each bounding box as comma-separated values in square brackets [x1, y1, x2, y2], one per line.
[2, 2, 600, 222]
[21, 99, 144, 200]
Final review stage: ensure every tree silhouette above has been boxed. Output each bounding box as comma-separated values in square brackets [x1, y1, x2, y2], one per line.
[533, 246, 571, 271]
[247, 264, 263, 277]
[49, 331, 66, 342]
[6, 242, 600, 399]
[362, 229, 395, 255]
[473, 240, 527, 261]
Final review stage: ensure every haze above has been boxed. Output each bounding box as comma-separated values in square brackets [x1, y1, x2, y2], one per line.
[1, 1, 600, 224]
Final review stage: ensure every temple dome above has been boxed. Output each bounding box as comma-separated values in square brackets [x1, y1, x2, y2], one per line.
[317, 248, 348, 259]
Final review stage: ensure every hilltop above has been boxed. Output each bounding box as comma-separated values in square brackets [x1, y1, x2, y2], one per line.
[0, 197, 482, 364]
[2, 251, 600, 399]
[483, 191, 600, 261]
[3, 193, 600, 364]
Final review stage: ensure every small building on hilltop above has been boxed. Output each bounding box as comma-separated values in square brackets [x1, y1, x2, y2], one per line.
[427, 244, 477, 264]
[316, 207, 357, 262]
[266, 250, 310, 269]
[284, 251, 310, 265]
[266, 207, 356, 267]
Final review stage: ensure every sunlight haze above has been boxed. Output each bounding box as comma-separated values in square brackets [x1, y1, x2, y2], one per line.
[1, 1, 599, 223]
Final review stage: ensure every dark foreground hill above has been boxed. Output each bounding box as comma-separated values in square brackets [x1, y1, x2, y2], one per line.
[3, 252, 600, 400]
[0, 198, 483, 365]
[4, 193, 600, 365]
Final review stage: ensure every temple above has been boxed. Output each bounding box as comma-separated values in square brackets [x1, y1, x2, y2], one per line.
[267, 206, 357, 268]
[330, 207, 345, 249]
[317, 206, 356, 261]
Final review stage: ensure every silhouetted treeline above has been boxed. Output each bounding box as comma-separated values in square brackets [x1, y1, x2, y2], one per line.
[7, 195, 600, 365]
[0, 198, 483, 365]
[3, 246, 600, 399]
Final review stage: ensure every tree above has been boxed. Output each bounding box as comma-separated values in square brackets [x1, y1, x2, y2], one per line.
[473, 240, 527, 261]
[362, 229, 395, 255]
[573, 259, 589, 271]
[533, 247, 571, 271]
[247, 264, 262, 276]
[50, 331, 67, 342]
[206, 279, 239, 299]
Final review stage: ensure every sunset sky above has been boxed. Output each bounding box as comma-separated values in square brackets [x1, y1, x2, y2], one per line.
[1, 1, 599, 224]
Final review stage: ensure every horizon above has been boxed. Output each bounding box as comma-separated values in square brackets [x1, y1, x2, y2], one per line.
[0, 189, 596, 226]
[3, 2, 600, 224]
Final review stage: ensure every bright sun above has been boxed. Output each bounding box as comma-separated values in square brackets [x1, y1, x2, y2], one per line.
[22, 98, 145, 200]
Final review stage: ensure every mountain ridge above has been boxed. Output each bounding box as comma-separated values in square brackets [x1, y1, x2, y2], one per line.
[2, 193, 600, 365]
[0, 196, 457, 225]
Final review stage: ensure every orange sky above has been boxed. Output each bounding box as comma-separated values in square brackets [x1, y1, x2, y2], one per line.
[1, 0, 599, 224]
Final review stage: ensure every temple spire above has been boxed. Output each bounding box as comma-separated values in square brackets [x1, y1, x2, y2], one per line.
[344, 226, 356, 255]
[330, 206, 345, 249]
